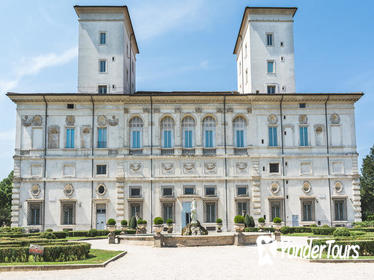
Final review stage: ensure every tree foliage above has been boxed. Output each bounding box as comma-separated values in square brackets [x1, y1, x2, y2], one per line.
[0, 171, 13, 226]
[361, 146, 374, 220]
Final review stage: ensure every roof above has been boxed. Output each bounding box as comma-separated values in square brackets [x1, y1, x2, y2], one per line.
[233, 7, 298, 54]
[6, 92, 363, 104]
[74, 5, 139, 54]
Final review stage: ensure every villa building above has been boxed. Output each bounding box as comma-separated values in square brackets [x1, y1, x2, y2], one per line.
[8, 6, 362, 232]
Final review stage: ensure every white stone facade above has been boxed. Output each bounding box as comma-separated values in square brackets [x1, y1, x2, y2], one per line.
[7, 6, 362, 233]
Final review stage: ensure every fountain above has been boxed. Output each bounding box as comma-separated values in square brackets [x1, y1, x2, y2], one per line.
[181, 199, 208, 235]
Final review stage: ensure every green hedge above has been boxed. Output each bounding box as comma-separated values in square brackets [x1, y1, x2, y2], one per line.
[244, 227, 259, 232]
[0, 239, 68, 247]
[312, 239, 374, 256]
[351, 227, 374, 232]
[311, 226, 336, 235]
[0, 242, 90, 263]
[280, 226, 313, 234]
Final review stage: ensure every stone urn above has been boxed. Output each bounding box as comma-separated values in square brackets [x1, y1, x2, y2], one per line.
[258, 222, 265, 232]
[234, 223, 245, 232]
[153, 224, 163, 234]
[107, 225, 116, 232]
[274, 222, 282, 232]
[167, 223, 173, 233]
[216, 222, 223, 233]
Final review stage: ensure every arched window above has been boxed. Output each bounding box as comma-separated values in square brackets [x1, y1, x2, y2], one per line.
[130, 117, 143, 149]
[233, 117, 246, 148]
[203, 116, 216, 148]
[161, 117, 174, 148]
[182, 117, 195, 148]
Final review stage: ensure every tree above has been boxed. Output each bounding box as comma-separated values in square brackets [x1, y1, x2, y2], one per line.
[360, 146, 374, 220]
[0, 171, 13, 226]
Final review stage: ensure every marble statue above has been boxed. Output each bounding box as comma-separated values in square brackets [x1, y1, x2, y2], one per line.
[191, 199, 197, 224]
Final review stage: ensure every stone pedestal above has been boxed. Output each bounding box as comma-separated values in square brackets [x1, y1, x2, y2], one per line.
[108, 232, 116, 244]
[274, 231, 281, 242]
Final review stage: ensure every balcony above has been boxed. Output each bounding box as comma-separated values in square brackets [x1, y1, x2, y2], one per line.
[182, 148, 195, 156]
[129, 149, 143, 155]
[161, 148, 174, 156]
[203, 148, 216, 156]
[234, 148, 247, 155]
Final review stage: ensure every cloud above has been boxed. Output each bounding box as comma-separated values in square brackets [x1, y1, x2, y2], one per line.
[131, 0, 206, 41]
[0, 46, 77, 93]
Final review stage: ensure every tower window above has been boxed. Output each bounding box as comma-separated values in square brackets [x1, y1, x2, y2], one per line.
[269, 163, 279, 173]
[299, 103, 306, 108]
[98, 85, 107, 94]
[267, 85, 276, 94]
[267, 61, 275, 73]
[67, 104, 75, 109]
[99, 60, 107, 73]
[99, 32, 106, 45]
[266, 33, 273, 46]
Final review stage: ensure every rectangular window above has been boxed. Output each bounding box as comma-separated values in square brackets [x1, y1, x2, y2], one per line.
[205, 130, 214, 148]
[99, 60, 106, 73]
[67, 104, 75, 109]
[268, 127, 278, 147]
[98, 85, 107, 94]
[269, 163, 279, 173]
[237, 201, 248, 216]
[163, 130, 172, 148]
[236, 130, 244, 147]
[97, 127, 107, 148]
[300, 127, 309, 146]
[205, 187, 216, 196]
[131, 130, 141, 149]
[163, 203, 173, 221]
[162, 187, 173, 197]
[184, 130, 193, 148]
[66, 128, 75, 148]
[28, 203, 41, 225]
[334, 200, 346, 221]
[302, 201, 314, 221]
[99, 32, 106, 45]
[271, 201, 281, 221]
[205, 202, 216, 223]
[130, 203, 141, 218]
[237, 186, 248, 196]
[130, 187, 141, 197]
[184, 186, 195, 195]
[266, 33, 273, 46]
[62, 203, 75, 225]
[96, 164, 107, 175]
[267, 85, 276, 94]
[299, 103, 306, 108]
[267, 61, 274, 73]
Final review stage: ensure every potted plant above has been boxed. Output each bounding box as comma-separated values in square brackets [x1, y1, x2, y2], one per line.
[234, 215, 245, 232]
[216, 218, 223, 233]
[120, 219, 128, 234]
[273, 217, 282, 231]
[106, 218, 116, 232]
[153, 217, 164, 234]
[166, 219, 174, 233]
[137, 218, 147, 234]
[258, 217, 266, 231]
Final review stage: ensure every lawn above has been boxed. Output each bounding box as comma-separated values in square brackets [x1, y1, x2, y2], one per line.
[0, 249, 124, 266]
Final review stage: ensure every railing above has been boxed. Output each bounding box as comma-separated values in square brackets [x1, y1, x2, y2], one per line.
[161, 148, 174, 155]
[182, 148, 195, 156]
[203, 148, 216, 156]
[234, 148, 248, 155]
[129, 149, 143, 155]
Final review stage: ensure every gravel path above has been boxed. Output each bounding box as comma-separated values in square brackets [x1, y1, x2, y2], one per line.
[1, 238, 374, 280]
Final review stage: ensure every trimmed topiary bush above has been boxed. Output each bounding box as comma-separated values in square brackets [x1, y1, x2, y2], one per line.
[333, 227, 351, 237]
[258, 217, 265, 223]
[244, 215, 255, 227]
[88, 229, 98, 237]
[154, 217, 164, 225]
[234, 215, 244, 224]
[107, 218, 116, 226]
[40, 232, 56, 239]
[129, 216, 137, 229]
[138, 219, 147, 225]
[273, 217, 282, 224]
[216, 218, 222, 224]
[166, 219, 173, 225]
[121, 220, 128, 226]
[311, 226, 336, 235]
[46, 229, 53, 232]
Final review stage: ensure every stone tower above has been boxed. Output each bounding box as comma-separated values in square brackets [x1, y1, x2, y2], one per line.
[234, 7, 297, 94]
[75, 6, 139, 94]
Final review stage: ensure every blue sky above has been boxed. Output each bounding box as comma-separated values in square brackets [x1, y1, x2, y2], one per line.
[0, 0, 373, 178]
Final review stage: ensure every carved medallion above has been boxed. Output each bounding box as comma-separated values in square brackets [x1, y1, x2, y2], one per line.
[330, 113, 340, 124]
[299, 115, 308, 124]
[267, 114, 278, 124]
[108, 116, 119, 126]
[130, 162, 142, 172]
[97, 115, 107, 126]
[64, 184, 74, 197]
[66, 116, 75, 126]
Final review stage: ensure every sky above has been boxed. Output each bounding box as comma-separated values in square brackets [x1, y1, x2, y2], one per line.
[0, 0, 373, 179]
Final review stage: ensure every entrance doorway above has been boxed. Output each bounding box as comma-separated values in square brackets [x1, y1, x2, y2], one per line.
[181, 202, 192, 229]
[96, 204, 106, 230]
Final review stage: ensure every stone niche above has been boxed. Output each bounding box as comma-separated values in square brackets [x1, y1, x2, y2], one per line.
[48, 125, 60, 149]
